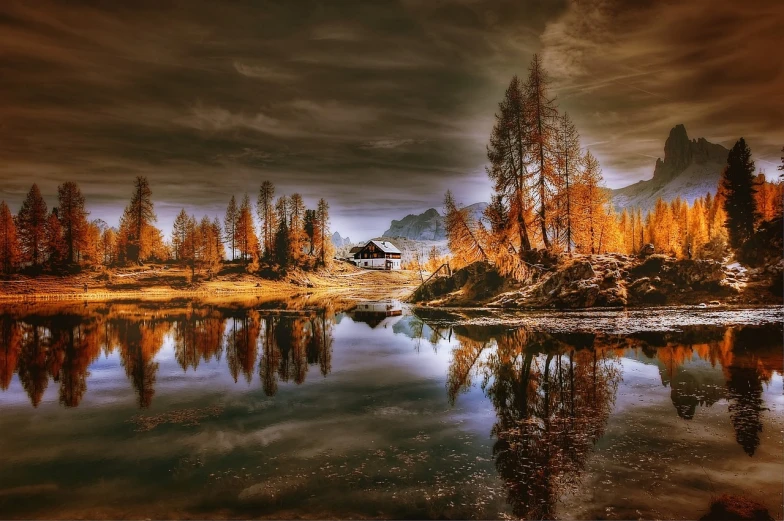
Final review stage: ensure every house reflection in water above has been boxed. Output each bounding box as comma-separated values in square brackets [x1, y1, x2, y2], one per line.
[350, 301, 403, 328]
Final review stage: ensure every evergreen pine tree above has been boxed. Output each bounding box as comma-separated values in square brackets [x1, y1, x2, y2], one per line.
[17, 183, 48, 266]
[721, 138, 758, 249]
[56, 181, 89, 264]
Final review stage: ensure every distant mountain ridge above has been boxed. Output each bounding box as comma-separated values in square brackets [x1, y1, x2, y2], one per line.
[331, 231, 351, 248]
[611, 124, 729, 211]
[380, 125, 729, 237]
[382, 202, 487, 241]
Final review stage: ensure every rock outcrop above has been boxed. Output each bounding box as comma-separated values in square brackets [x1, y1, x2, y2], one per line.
[410, 252, 780, 309]
[410, 261, 514, 305]
[612, 124, 729, 212]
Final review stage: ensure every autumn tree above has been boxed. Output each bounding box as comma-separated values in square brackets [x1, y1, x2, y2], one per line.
[635, 208, 644, 253]
[686, 198, 708, 258]
[196, 215, 223, 274]
[100, 227, 117, 265]
[753, 174, 783, 223]
[209, 217, 224, 270]
[56, 181, 89, 264]
[224, 195, 238, 261]
[44, 209, 66, 265]
[315, 198, 332, 266]
[554, 112, 581, 252]
[17, 183, 48, 266]
[257, 181, 276, 260]
[184, 214, 198, 275]
[288, 193, 306, 264]
[572, 150, 608, 254]
[141, 225, 169, 261]
[444, 190, 487, 268]
[119, 176, 157, 263]
[80, 220, 103, 265]
[702, 191, 729, 260]
[524, 54, 559, 249]
[618, 209, 631, 254]
[172, 209, 190, 261]
[426, 245, 441, 273]
[236, 194, 258, 263]
[721, 138, 759, 250]
[0, 201, 20, 274]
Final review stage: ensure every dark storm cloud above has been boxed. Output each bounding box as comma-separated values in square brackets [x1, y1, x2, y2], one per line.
[541, 0, 784, 186]
[0, 0, 781, 238]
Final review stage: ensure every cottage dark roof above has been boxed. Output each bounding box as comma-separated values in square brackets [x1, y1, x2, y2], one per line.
[349, 246, 363, 254]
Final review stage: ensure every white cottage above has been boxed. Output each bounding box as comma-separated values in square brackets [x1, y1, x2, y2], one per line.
[353, 240, 402, 270]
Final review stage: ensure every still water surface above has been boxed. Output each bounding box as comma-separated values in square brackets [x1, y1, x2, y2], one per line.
[0, 301, 782, 519]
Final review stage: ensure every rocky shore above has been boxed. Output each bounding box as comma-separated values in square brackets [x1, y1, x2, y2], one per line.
[410, 251, 783, 309]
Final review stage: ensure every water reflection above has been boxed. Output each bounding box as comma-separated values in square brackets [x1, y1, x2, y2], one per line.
[0, 303, 781, 519]
[1, 303, 336, 408]
[443, 326, 621, 519]
[435, 320, 782, 519]
[627, 326, 781, 456]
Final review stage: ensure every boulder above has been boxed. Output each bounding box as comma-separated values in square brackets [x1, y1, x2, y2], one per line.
[668, 259, 725, 288]
[628, 277, 668, 304]
[596, 285, 628, 307]
[539, 260, 596, 296]
[556, 282, 600, 308]
[639, 243, 655, 257]
[631, 255, 667, 277]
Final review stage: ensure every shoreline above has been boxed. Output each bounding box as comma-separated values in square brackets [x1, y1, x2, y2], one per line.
[0, 263, 420, 305]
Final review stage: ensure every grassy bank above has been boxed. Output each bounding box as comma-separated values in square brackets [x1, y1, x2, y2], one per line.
[0, 262, 421, 303]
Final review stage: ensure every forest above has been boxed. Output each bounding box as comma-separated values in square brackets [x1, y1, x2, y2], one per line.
[0, 178, 334, 277]
[443, 55, 784, 279]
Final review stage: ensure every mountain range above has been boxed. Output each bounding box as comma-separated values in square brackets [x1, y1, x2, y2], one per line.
[382, 202, 487, 241]
[379, 125, 729, 241]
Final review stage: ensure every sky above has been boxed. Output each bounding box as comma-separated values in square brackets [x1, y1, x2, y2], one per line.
[1, 0, 782, 240]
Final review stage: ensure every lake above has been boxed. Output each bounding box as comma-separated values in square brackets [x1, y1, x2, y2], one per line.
[0, 300, 782, 519]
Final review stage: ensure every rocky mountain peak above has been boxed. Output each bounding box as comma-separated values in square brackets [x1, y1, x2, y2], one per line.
[331, 231, 351, 248]
[652, 124, 728, 183]
[655, 124, 692, 181]
[612, 125, 730, 212]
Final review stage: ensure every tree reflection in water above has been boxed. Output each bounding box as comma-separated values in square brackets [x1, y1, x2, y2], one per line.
[1, 303, 336, 408]
[260, 310, 333, 396]
[630, 324, 781, 456]
[446, 326, 621, 519]
[440, 321, 782, 519]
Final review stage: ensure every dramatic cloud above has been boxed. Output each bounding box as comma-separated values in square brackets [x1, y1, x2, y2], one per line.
[0, 0, 781, 238]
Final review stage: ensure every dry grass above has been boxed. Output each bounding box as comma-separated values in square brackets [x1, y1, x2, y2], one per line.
[0, 262, 420, 303]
